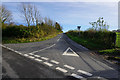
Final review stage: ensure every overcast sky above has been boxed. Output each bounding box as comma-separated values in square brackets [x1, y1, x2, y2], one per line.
[2, 2, 118, 32]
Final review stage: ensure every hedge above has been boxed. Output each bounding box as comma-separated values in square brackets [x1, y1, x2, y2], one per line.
[66, 30, 116, 49]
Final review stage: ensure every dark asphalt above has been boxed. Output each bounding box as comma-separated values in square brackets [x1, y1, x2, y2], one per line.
[2, 33, 120, 80]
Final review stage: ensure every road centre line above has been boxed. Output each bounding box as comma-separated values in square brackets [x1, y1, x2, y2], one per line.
[71, 73, 84, 79]
[77, 70, 92, 76]
[64, 65, 75, 70]
[41, 57, 49, 60]
[43, 62, 53, 67]
[56, 67, 68, 73]
[50, 60, 59, 64]
[29, 44, 56, 54]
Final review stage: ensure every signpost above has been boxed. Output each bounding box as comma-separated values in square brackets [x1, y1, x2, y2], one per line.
[77, 26, 81, 36]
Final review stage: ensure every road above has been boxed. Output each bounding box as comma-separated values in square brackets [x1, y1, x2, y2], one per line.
[2, 33, 120, 80]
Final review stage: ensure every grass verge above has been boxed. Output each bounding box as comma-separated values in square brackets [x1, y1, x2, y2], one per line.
[66, 33, 105, 50]
[66, 33, 120, 64]
[2, 32, 62, 44]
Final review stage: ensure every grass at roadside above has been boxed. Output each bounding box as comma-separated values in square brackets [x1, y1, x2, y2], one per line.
[116, 32, 120, 48]
[99, 49, 120, 56]
[66, 32, 120, 64]
[2, 33, 61, 44]
[66, 33, 105, 50]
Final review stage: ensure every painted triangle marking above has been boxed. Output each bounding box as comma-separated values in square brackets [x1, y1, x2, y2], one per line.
[62, 47, 79, 57]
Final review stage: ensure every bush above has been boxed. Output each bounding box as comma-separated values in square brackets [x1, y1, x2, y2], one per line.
[66, 30, 116, 49]
[2, 23, 60, 38]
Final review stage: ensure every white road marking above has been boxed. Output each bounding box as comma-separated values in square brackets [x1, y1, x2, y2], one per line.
[34, 58, 42, 62]
[62, 47, 79, 57]
[71, 73, 84, 79]
[57, 37, 61, 42]
[29, 53, 34, 55]
[28, 56, 35, 59]
[56, 67, 68, 73]
[91, 57, 114, 70]
[50, 60, 59, 64]
[41, 57, 49, 60]
[64, 65, 75, 70]
[34, 55, 40, 57]
[0, 44, 23, 55]
[29, 44, 56, 54]
[43, 62, 53, 67]
[24, 54, 29, 57]
[78, 70, 92, 76]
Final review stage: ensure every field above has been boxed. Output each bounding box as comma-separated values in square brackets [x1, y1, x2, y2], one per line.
[116, 32, 120, 48]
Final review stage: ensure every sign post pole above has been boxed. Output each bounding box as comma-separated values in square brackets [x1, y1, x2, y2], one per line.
[77, 26, 81, 36]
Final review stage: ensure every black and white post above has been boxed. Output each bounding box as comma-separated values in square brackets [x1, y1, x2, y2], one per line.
[77, 26, 81, 36]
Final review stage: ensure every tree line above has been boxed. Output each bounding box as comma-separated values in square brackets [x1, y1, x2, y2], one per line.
[0, 3, 62, 32]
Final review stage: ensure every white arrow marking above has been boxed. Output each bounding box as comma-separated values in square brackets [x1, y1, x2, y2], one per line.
[62, 47, 79, 57]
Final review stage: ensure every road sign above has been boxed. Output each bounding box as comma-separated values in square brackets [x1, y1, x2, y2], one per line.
[77, 26, 81, 30]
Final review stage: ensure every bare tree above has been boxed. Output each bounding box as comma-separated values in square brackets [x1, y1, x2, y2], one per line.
[0, 5, 12, 23]
[44, 17, 54, 26]
[34, 5, 42, 25]
[20, 3, 32, 27]
[20, 3, 42, 26]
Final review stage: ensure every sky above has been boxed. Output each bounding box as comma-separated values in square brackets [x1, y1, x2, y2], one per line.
[2, 2, 118, 32]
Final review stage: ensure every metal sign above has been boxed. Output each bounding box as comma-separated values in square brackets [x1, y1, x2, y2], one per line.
[77, 26, 81, 30]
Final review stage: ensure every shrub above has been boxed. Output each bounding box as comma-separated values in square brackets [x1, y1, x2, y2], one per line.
[66, 30, 116, 49]
[2, 23, 59, 38]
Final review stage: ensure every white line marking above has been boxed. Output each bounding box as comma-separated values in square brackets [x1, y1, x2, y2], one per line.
[57, 37, 61, 42]
[29, 44, 56, 54]
[29, 53, 34, 55]
[28, 56, 35, 59]
[43, 62, 53, 67]
[91, 57, 114, 70]
[56, 67, 67, 73]
[0, 44, 23, 55]
[64, 65, 75, 70]
[62, 47, 79, 57]
[71, 73, 84, 79]
[78, 70, 92, 76]
[41, 57, 49, 60]
[34, 58, 42, 62]
[34, 55, 40, 57]
[24, 54, 29, 57]
[51, 60, 59, 64]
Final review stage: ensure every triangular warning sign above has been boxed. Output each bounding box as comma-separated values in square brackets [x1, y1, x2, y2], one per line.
[62, 47, 79, 57]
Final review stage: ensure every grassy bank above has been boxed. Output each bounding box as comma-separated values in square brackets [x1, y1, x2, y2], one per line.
[2, 33, 61, 44]
[67, 33, 104, 50]
[2, 23, 62, 44]
[66, 30, 120, 64]
[116, 32, 120, 48]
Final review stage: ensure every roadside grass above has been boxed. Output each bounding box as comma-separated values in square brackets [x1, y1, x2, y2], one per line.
[67, 34, 105, 50]
[99, 49, 120, 56]
[2, 33, 61, 44]
[66, 32, 120, 64]
[116, 32, 120, 48]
